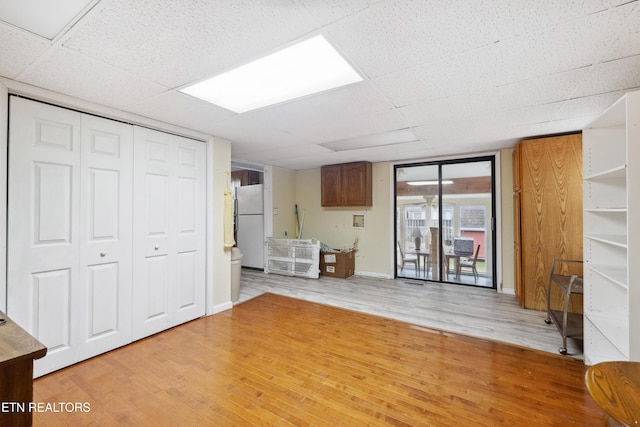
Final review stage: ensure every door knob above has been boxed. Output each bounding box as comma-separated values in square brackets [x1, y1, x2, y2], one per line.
[100, 251, 107, 257]
[154, 245, 160, 250]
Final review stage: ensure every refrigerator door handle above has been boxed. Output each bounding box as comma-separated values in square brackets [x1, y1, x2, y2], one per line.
[234, 198, 238, 232]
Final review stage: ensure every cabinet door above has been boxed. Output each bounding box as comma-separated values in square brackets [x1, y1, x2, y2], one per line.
[321, 164, 342, 206]
[520, 134, 583, 311]
[342, 162, 372, 206]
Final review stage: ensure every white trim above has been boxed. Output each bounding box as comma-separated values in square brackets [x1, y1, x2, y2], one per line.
[390, 149, 500, 167]
[494, 150, 504, 294]
[211, 301, 233, 314]
[355, 271, 394, 279]
[500, 288, 516, 296]
[263, 166, 274, 238]
[0, 81, 8, 312]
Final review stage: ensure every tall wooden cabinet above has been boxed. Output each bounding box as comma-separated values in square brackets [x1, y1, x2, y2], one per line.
[321, 161, 372, 207]
[513, 134, 583, 311]
[583, 91, 639, 365]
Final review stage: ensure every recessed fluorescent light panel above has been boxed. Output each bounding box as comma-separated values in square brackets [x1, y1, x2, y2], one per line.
[180, 35, 363, 113]
[320, 129, 418, 152]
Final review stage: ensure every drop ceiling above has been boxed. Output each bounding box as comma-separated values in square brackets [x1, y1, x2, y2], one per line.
[1, 0, 639, 170]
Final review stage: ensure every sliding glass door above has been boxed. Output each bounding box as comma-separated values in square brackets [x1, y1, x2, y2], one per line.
[395, 157, 496, 288]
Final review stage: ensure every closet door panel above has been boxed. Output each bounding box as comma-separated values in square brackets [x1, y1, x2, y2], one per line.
[33, 270, 72, 352]
[132, 128, 205, 339]
[173, 136, 205, 324]
[8, 97, 82, 376]
[133, 128, 175, 339]
[78, 114, 133, 360]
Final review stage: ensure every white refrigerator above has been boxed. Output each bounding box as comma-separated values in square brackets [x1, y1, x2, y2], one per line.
[235, 184, 264, 269]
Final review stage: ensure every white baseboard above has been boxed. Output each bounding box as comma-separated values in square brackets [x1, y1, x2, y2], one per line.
[354, 271, 394, 279]
[212, 301, 233, 314]
[500, 287, 516, 295]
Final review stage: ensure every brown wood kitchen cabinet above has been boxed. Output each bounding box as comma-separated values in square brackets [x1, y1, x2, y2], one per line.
[321, 161, 372, 207]
[231, 170, 261, 186]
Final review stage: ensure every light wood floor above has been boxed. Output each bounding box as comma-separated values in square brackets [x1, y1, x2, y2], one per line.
[34, 292, 604, 426]
[238, 269, 584, 357]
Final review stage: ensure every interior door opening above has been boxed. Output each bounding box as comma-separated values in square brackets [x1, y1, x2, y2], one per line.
[394, 157, 496, 288]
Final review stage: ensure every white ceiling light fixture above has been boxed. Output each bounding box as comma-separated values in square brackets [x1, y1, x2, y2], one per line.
[180, 35, 363, 113]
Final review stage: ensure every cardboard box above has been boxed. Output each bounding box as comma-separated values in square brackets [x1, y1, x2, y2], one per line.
[319, 250, 355, 278]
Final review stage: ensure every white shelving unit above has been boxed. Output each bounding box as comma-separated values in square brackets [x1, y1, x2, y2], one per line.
[583, 90, 639, 365]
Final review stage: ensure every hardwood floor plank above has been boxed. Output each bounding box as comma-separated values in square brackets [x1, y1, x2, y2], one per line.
[239, 269, 584, 357]
[34, 292, 603, 426]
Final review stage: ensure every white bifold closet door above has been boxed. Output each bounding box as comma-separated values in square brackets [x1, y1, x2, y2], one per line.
[7, 97, 206, 377]
[7, 97, 133, 376]
[132, 127, 206, 340]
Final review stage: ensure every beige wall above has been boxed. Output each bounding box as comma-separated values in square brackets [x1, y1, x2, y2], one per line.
[209, 137, 232, 311]
[270, 167, 297, 238]
[294, 162, 393, 276]
[268, 153, 518, 289]
[500, 148, 516, 293]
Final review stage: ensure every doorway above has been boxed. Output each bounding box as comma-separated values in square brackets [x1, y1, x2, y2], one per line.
[394, 157, 496, 288]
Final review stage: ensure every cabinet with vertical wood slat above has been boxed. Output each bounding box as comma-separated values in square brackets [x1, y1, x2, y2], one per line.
[513, 134, 583, 311]
[321, 161, 372, 207]
[583, 90, 639, 365]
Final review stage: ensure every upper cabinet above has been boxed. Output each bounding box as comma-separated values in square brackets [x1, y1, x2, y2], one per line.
[583, 90, 639, 365]
[231, 170, 262, 186]
[321, 161, 372, 207]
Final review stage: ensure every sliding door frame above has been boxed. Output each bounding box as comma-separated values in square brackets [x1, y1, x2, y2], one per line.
[394, 155, 497, 289]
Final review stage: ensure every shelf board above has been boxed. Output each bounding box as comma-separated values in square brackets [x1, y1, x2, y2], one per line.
[550, 274, 583, 295]
[585, 313, 629, 357]
[584, 233, 628, 248]
[587, 264, 628, 289]
[548, 309, 583, 340]
[584, 164, 627, 181]
[584, 207, 627, 213]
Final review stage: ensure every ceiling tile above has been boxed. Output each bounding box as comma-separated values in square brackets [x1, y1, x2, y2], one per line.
[572, 54, 640, 97]
[0, 25, 51, 79]
[2, 0, 639, 171]
[19, 46, 167, 109]
[325, 0, 629, 79]
[62, 0, 319, 88]
[373, 6, 627, 108]
[126, 91, 236, 135]
[296, 0, 386, 26]
[601, 3, 640, 62]
[237, 81, 395, 139]
[553, 90, 630, 121]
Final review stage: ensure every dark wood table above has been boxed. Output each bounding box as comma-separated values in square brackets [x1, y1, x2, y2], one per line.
[0, 311, 47, 427]
[585, 361, 640, 426]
